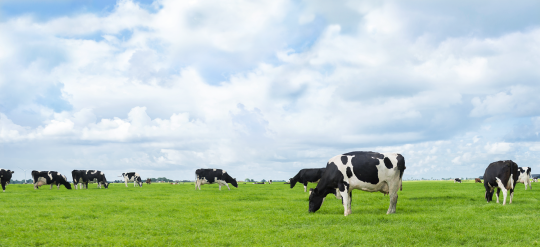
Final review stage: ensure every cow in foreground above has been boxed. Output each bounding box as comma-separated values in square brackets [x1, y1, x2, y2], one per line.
[475, 178, 482, 183]
[120, 172, 143, 187]
[483, 160, 519, 205]
[309, 151, 406, 216]
[72, 170, 89, 189]
[0, 169, 14, 192]
[32, 171, 72, 190]
[86, 170, 109, 189]
[454, 178, 462, 183]
[517, 167, 532, 190]
[290, 168, 326, 192]
[195, 169, 238, 190]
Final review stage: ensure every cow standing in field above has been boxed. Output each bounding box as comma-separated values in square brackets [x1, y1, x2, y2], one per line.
[120, 172, 143, 187]
[290, 168, 326, 192]
[483, 160, 519, 205]
[517, 167, 532, 190]
[475, 178, 482, 183]
[268, 180, 272, 184]
[309, 151, 406, 216]
[0, 169, 14, 192]
[32, 171, 72, 190]
[454, 178, 462, 183]
[85, 170, 109, 189]
[146, 179, 152, 185]
[195, 169, 238, 190]
[72, 170, 89, 189]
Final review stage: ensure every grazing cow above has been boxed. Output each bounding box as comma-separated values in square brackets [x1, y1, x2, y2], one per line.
[475, 178, 482, 183]
[483, 160, 519, 205]
[0, 169, 14, 192]
[454, 178, 462, 183]
[72, 170, 89, 189]
[146, 178, 152, 185]
[195, 169, 238, 190]
[85, 170, 109, 189]
[32, 171, 72, 190]
[290, 168, 326, 192]
[309, 151, 406, 216]
[517, 167, 532, 190]
[268, 180, 272, 184]
[120, 172, 143, 187]
[534, 178, 538, 183]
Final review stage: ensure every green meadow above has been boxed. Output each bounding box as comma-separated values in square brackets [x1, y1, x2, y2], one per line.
[0, 181, 539, 246]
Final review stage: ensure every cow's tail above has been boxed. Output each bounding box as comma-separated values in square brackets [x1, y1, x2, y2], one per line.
[396, 154, 406, 179]
[510, 162, 515, 190]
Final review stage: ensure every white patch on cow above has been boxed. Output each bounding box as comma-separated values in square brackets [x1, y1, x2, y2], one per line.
[213, 169, 216, 171]
[495, 177, 508, 205]
[304, 185, 307, 193]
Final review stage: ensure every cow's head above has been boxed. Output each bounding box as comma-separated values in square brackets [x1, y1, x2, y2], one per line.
[104, 182, 109, 189]
[289, 177, 298, 189]
[63, 181, 73, 189]
[231, 178, 238, 188]
[137, 177, 143, 187]
[309, 188, 331, 213]
[2, 170, 14, 182]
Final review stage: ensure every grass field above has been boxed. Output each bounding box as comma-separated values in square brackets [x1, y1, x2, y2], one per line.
[1, 180, 539, 246]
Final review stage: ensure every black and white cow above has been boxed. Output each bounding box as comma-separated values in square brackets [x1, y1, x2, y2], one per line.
[454, 178, 462, 183]
[32, 170, 72, 190]
[195, 169, 238, 190]
[483, 160, 519, 205]
[0, 169, 14, 192]
[86, 170, 109, 189]
[120, 172, 142, 187]
[290, 168, 326, 192]
[517, 167, 532, 190]
[309, 151, 405, 216]
[72, 170, 89, 189]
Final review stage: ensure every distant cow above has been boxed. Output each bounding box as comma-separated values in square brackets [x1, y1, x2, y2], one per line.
[290, 168, 326, 192]
[268, 180, 272, 184]
[146, 179, 151, 185]
[72, 170, 89, 189]
[0, 169, 14, 192]
[120, 172, 142, 187]
[517, 167, 532, 190]
[454, 178, 462, 183]
[195, 169, 238, 190]
[309, 151, 406, 216]
[475, 178, 482, 183]
[534, 178, 538, 183]
[32, 171, 72, 190]
[86, 170, 109, 189]
[483, 160, 519, 205]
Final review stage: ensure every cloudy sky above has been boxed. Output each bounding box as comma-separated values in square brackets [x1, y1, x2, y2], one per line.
[1, 0, 539, 181]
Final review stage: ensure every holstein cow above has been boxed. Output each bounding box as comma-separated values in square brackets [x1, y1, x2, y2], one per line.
[517, 167, 532, 190]
[0, 169, 14, 192]
[483, 160, 519, 205]
[290, 168, 326, 192]
[309, 151, 405, 216]
[195, 169, 238, 190]
[32, 171, 72, 190]
[85, 170, 109, 189]
[475, 178, 482, 183]
[454, 178, 462, 183]
[120, 172, 143, 187]
[72, 170, 89, 189]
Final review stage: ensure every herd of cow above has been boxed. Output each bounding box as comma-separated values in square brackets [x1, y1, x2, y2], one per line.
[1, 151, 537, 216]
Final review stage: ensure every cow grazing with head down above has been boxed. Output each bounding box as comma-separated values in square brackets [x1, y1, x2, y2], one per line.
[484, 160, 519, 205]
[72, 170, 89, 189]
[85, 170, 109, 189]
[517, 167, 532, 190]
[0, 169, 14, 192]
[32, 171, 72, 190]
[195, 169, 238, 190]
[120, 172, 143, 187]
[146, 178, 151, 185]
[290, 168, 326, 192]
[454, 178, 462, 183]
[309, 151, 405, 216]
[475, 178, 482, 183]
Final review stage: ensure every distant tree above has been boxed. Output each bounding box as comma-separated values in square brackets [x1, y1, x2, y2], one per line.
[261, 179, 266, 183]
[245, 178, 250, 182]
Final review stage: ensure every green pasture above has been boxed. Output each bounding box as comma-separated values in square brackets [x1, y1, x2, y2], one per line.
[0, 180, 539, 246]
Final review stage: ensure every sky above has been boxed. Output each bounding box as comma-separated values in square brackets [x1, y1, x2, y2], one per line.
[1, 0, 540, 181]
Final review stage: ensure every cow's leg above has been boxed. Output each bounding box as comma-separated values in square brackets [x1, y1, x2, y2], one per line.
[134, 181, 136, 187]
[340, 189, 350, 216]
[125, 179, 128, 187]
[226, 184, 231, 190]
[219, 184, 222, 191]
[509, 189, 514, 204]
[495, 178, 508, 205]
[304, 183, 308, 193]
[347, 191, 353, 215]
[50, 184, 53, 190]
[387, 181, 400, 214]
[496, 188, 500, 203]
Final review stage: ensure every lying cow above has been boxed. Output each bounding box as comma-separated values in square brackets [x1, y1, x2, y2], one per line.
[72, 170, 89, 189]
[195, 169, 238, 190]
[290, 168, 326, 192]
[32, 170, 72, 190]
[517, 167, 532, 190]
[120, 172, 143, 187]
[475, 178, 482, 183]
[86, 170, 109, 189]
[454, 178, 462, 183]
[309, 151, 406, 216]
[483, 160, 519, 205]
[0, 169, 14, 192]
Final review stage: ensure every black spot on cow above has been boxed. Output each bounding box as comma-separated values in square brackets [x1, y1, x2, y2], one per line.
[384, 157, 393, 169]
[341, 156, 348, 165]
[346, 167, 353, 178]
[344, 151, 380, 184]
